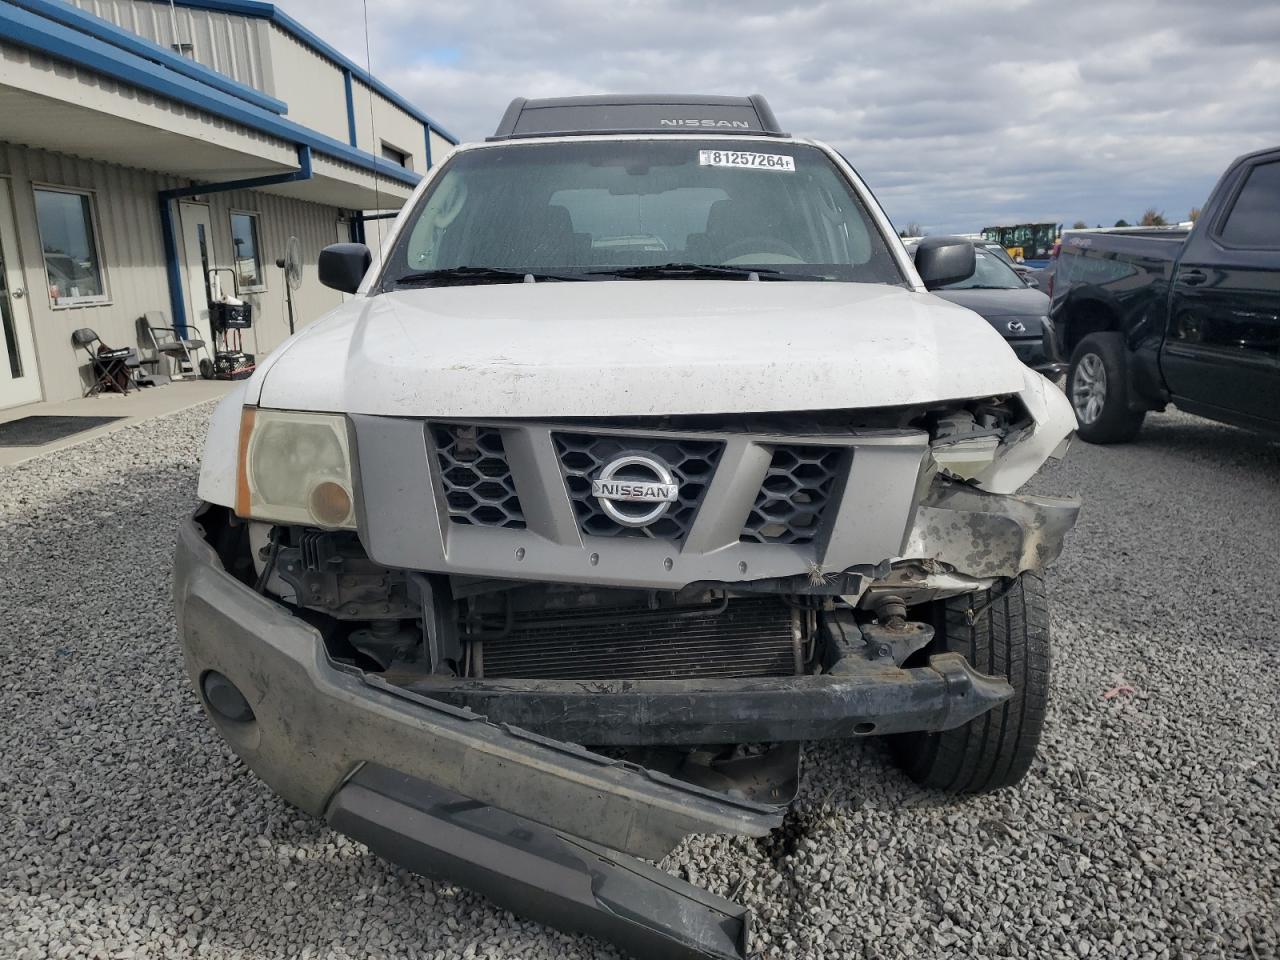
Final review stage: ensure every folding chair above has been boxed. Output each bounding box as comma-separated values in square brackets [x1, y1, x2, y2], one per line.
[71, 327, 139, 396]
[133, 315, 171, 386]
[140, 311, 209, 380]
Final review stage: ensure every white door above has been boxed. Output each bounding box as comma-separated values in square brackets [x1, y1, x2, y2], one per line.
[178, 202, 215, 350]
[0, 185, 42, 409]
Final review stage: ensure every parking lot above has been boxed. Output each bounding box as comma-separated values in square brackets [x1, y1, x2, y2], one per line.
[1, 402, 1276, 960]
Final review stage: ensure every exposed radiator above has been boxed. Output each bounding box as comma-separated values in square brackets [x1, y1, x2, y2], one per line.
[472, 597, 803, 681]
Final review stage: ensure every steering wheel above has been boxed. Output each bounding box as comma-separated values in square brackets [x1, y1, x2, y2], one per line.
[717, 235, 806, 264]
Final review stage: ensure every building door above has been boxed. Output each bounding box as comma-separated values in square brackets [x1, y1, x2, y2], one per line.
[178, 201, 215, 350]
[0, 184, 43, 409]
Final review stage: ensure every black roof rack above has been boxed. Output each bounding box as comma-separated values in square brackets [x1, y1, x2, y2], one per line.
[489, 94, 787, 141]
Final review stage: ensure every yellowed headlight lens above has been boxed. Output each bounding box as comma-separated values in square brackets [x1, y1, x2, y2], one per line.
[235, 408, 356, 529]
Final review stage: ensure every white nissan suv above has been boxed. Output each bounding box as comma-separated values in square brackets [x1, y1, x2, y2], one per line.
[176, 94, 1078, 960]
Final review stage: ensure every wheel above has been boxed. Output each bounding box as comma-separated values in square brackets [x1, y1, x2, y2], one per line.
[891, 572, 1050, 793]
[1067, 332, 1145, 443]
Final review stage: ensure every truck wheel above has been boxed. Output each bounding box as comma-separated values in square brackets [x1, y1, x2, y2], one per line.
[1067, 332, 1145, 443]
[891, 572, 1050, 793]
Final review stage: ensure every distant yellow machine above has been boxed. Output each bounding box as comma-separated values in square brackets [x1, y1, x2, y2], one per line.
[980, 223, 1060, 267]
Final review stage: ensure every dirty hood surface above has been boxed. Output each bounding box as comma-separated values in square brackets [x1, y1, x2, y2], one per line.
[255, 280, 1027, 417]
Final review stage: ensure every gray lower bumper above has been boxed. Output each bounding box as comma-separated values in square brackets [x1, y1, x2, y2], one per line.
[174, 511, 778, 861]
[328, 764, 752, 960]
[174, 504, 1018, 959]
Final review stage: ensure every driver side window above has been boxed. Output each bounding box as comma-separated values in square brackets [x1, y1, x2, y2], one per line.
[1219, 160, 1280, 248]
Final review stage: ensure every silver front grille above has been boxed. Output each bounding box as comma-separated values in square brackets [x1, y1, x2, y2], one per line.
[553, 432, 723, 541]
[431, 424, 526, 529]
[740, 445, 845, 544]
[363, 414, 929, 590]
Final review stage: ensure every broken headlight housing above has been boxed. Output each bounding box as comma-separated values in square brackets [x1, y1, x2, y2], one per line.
[926, 399, 1030, 481]
[234, 408, 356, 529]
[930, 435, 1001, 479]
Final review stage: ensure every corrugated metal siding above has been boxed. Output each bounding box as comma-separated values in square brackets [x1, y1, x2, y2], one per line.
[1, 143, 178, 403]
[0, 38, 291, 171]
[350, 78, 429, 173]
[201, 185, 346, 359]
[0, 143, 344, 404]
[428, 129, 454, 169]
[68, 0, 270, 92]
[264, 28, 348, 143]
[55, 2, 446, 168]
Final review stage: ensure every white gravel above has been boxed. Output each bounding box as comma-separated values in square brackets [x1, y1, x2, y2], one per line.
[1, 404, 1277, 960]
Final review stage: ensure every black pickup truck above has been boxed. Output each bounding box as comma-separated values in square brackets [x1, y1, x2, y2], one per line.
[1050, 146, 1280, 443]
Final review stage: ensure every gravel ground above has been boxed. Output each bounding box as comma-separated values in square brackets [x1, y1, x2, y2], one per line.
[1, 404, 1277, 960]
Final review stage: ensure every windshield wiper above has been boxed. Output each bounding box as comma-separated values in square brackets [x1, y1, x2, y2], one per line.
[393, 266, 590, 287]
[588, 263, 815, 281]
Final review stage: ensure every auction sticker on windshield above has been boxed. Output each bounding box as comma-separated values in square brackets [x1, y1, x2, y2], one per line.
[698, 149, 795, 172]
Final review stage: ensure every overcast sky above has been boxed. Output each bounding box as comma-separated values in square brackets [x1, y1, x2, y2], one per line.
[313, 0, 1279, 234]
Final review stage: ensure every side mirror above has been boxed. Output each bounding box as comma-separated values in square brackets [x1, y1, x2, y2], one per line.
[915, 236, 976, 290]
[1024, 275, 1040, 288]
[318, 243, 372, 294]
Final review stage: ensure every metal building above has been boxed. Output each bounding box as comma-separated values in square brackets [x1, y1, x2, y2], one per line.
[0, 0, 456, 408]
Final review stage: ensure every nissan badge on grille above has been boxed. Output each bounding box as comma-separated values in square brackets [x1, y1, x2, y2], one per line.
[590, 454, 679, 527]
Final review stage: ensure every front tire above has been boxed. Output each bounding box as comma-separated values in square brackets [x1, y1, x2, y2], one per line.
[891, 573, 1050, 793]
[1067, 332, 1145, 443]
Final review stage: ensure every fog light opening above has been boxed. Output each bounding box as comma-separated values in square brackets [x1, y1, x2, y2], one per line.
[202, 671, 256, 723]
[853, 721, 876, 735]
[308, 480, 353, 527]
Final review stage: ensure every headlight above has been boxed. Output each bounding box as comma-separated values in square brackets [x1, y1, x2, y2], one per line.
[931, 435, 1000, 480]
[234, 408, 356, 529]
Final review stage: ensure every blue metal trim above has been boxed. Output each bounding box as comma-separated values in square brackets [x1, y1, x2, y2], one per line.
[343, 68, 357, 147]
[157, 196, 186, 341]
[7, 0, 288, 113]
[423, 122, 432, 168]
[158, 0, 459, 143]
[0, 1, 422, 188]
[159, 146, 313, 336]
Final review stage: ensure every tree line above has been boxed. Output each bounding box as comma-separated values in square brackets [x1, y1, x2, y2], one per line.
[898, 207, 1202, 237]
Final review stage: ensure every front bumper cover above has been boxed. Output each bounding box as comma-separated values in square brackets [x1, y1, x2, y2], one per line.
[175, 512, 778, 861]
[173, 506, 1022, 958]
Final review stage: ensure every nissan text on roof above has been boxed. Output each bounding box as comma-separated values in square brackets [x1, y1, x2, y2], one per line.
[175, 95, 1080, 959]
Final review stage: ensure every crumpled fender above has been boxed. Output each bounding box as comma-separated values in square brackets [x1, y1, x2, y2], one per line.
[971, 367, 1076, 494]
[903, 478, 1081, 579]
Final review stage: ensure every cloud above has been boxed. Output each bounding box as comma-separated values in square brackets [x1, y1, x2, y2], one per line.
[311, 0, 1280, 232]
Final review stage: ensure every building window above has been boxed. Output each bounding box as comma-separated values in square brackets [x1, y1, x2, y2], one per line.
[381, 141, 412, 170]
[229, 211, 264, 291]
[33, 187, 108, 307]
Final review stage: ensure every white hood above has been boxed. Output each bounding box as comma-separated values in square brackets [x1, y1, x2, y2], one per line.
[253, 281, 1027, 417]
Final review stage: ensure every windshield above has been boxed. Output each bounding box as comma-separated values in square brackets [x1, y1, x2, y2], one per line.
[979, 243, 1021, 270]
[939, 247, 1026, 290]
[379, 140, 904, 286]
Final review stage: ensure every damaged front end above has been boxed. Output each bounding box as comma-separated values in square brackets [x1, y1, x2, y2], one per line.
[177, 514, 775, 958]
[178, 387, 1078, 959]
